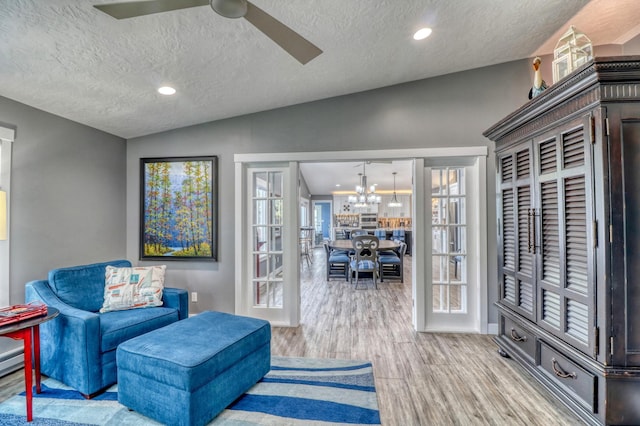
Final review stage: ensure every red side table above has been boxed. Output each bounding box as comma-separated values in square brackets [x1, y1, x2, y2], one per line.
[0, 307, 59, 422]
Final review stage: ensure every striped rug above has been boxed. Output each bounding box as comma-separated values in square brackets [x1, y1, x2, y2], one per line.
[0, 357, 380, 425]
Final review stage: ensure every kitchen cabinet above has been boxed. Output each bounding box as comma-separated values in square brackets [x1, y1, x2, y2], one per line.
[378, 194, 412, 219]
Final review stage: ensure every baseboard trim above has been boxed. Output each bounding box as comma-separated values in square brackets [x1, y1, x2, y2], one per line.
[487, 322, 498, 335]
[0, 340, 24, 378]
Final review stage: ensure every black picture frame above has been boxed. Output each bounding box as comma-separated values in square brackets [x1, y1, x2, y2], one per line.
[140, 156, 218, 261]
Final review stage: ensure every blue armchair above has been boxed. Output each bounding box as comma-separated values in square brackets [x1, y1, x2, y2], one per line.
[25, 260, 188, 397]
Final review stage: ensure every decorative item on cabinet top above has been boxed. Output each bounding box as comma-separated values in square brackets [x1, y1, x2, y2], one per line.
[528, 57, 548, 100]
[552, 25, 592, 83]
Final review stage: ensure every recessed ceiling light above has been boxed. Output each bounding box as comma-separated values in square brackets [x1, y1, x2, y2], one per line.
[413, 27, 432, 40]
[335, 184, 341, 187]
[158, 86, 176, 95]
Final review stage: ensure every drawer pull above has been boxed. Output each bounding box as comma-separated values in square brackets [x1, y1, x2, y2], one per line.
[510, 328, 527, 342]
[551, 358, 577, 379]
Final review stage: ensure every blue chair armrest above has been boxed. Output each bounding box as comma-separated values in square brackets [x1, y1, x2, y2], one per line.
[25, 280, 102, 395]
[162, 287, 189, 320]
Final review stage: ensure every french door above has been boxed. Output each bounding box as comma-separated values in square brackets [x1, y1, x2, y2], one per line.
[424, 165, 481, 332]
[236, 163, 300, 326]
[235, 148, 487, 331]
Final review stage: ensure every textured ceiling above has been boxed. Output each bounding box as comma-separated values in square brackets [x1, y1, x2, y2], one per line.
[0, 0, 597, 139]
[534, 0, 640, 55]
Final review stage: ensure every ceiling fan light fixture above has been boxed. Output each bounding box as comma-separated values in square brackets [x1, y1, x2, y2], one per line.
[94, 0, 322, 64]
[210, 0, 247, 19]
[157, 86, 176, 95]
[413, 27, 432, 41]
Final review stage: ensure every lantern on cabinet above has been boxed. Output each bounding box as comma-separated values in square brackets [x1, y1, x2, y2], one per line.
[552, 26, 593, 83]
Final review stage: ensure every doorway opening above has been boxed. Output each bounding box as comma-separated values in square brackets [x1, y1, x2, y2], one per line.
[234, 147, 487, 332]
[311, 200, 332, 247]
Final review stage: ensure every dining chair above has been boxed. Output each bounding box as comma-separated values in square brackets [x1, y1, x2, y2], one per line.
[350, 229, 369, 238]
[391, 229, 405, 242]
[334, 228, 347, 240]
[324, 242, 350, 281]
[373, 229, 387, 240]
[349, 235, 379, 289]
[379, 242, 407, 283]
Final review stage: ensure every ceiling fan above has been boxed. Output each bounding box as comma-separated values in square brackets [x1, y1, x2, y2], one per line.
[93, 0, 323, 64]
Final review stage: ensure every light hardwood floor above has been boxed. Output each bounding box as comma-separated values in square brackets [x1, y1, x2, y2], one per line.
[0, 249, 582, 425]
[273, 249, 582, 425]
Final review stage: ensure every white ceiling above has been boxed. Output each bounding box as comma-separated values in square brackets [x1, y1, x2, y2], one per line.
[300, 160, 413, 196]
[2, 1, 640, 194]
[1, 0, 604, 139]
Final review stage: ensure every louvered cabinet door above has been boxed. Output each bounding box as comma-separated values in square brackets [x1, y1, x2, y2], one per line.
[535, 118, 595, 356]
[497, 143, 536, 321]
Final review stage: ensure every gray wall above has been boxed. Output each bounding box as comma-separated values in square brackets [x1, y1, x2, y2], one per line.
[0, 96, 127, 304]
[127, 58, 533, 322]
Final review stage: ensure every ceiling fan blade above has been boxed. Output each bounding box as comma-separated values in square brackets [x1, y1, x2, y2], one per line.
[243, 1, 322, 65]
[94, 0, 209, 19]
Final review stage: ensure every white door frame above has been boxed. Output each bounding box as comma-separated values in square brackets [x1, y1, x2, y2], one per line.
[0, 125, 15, 307]
[235, 161, 300, 326]
[413, 158, 426, 331]
[235, 147, 487, 331]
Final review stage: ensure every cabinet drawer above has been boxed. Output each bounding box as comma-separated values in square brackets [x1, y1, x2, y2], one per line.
[538, 342, 597, 412]
[500, 314, 536, 362]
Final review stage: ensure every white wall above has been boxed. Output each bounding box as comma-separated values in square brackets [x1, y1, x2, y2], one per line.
[127, 58, 534, 320]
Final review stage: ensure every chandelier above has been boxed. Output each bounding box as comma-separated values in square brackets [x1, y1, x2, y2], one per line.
[387, 172, 402, 207]
[348, 163, 381, 207]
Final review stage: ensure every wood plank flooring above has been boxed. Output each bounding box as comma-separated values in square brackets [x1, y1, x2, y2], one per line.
[0, 249, 582, 425]
[273, 249, 582, 425]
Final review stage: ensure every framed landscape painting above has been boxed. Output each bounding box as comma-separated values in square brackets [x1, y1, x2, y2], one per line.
[140, 156, 218, 261]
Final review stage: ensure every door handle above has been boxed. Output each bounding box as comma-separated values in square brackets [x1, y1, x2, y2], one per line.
[531, 208, 537, 254]
[527, 208, 537, 254]
[527, 208, 533, 253]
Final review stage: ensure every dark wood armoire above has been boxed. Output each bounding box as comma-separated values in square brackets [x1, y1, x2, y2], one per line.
[484, 56, 640, 425]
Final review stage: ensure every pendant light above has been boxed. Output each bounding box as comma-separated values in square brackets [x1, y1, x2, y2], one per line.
[388, 172, 402, 207]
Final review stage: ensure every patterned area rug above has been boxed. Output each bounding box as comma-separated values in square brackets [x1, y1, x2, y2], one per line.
[0, 357, 380, 425]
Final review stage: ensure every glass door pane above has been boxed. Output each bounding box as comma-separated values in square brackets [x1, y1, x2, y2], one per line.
[430, 167, 467, 314]
[251, 170, 284, 308]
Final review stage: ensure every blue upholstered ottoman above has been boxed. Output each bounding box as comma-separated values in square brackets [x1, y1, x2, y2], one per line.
[116, 311, 271, 426]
